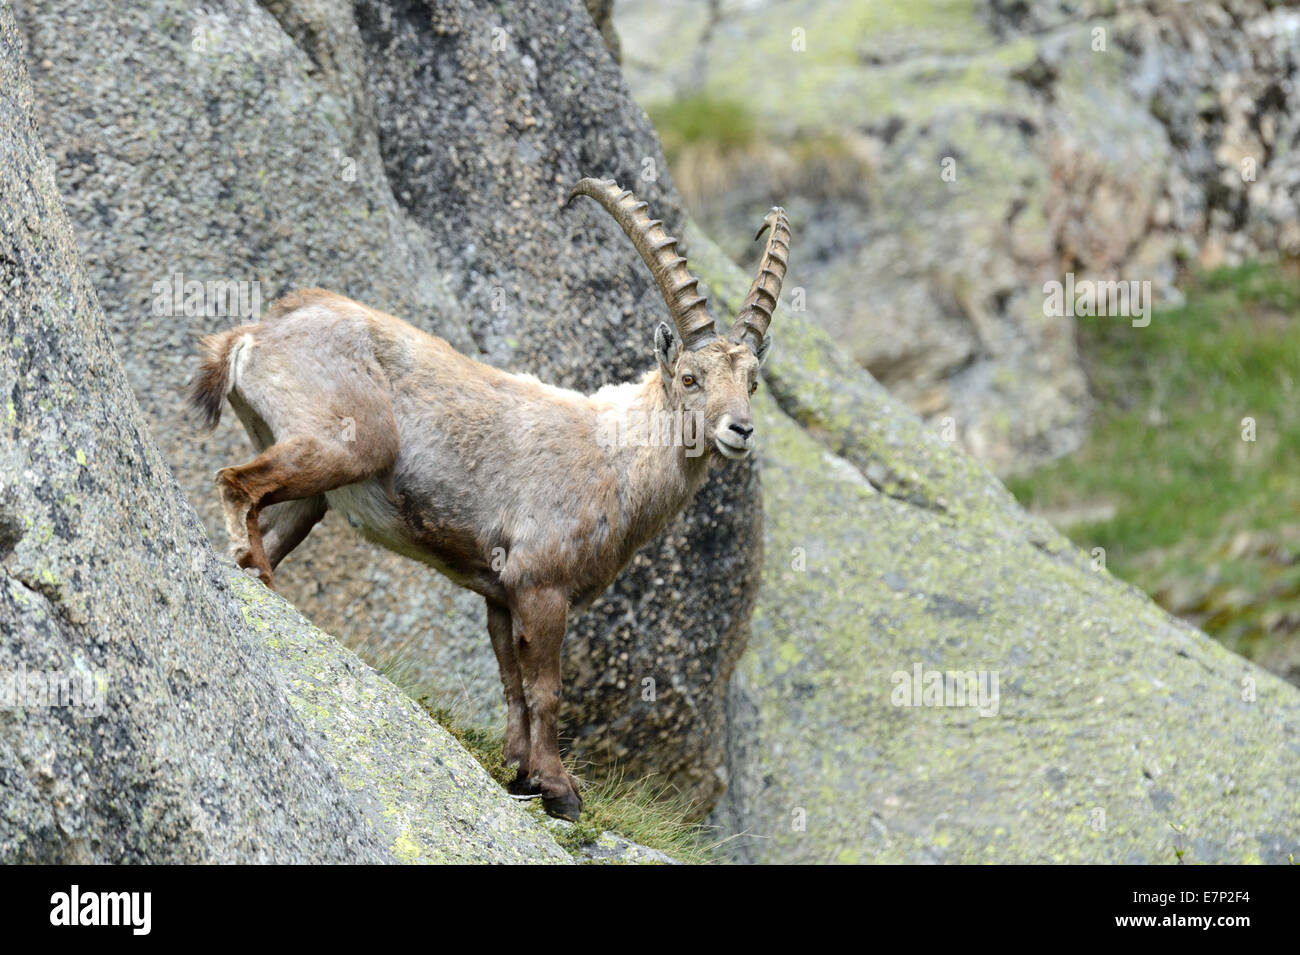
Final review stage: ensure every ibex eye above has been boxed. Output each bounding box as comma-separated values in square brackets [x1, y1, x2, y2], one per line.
[682, 375, 696, 388]
[750, 381, 758, 394]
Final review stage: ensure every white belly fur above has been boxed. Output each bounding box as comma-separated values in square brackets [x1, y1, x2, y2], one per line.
[325, 480, 405, 549]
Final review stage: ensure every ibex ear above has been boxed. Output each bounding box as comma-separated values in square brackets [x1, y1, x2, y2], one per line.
[654, 322, 680, 377]
[756, 333, 774, 368]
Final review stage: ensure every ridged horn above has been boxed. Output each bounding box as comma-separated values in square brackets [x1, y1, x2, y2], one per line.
[731, 207, 790, 353]
[568, 178, 719, 350]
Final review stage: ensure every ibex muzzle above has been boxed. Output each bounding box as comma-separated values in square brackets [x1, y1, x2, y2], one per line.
[190, 179, 789, 821]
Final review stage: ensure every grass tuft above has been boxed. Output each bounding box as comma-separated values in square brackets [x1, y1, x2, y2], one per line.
[419, 695, 718, 864]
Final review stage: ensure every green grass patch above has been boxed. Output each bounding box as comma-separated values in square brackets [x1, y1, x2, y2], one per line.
[1006, 262, 1300, 667]
[419, 696, 717, 864]
[647, 94, 758, 163]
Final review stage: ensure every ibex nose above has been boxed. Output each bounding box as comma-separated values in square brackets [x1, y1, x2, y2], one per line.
[715, 413, 755, 460]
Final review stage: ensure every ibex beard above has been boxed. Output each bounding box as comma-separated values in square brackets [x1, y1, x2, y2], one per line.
[189, 179, 789, 821]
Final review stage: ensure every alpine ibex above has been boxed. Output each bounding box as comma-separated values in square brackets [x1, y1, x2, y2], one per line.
[190, 178, 789, 820]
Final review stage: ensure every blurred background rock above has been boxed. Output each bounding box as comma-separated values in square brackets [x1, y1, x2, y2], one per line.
[614, 0, 1300, 684]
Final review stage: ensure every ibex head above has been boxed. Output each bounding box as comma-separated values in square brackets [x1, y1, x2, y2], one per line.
[569, 178, 789, 462]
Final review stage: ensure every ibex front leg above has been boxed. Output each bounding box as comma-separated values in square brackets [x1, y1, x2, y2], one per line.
[512, 586, 582, 821]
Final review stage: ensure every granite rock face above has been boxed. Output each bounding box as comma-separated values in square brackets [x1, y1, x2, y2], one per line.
[0, 7, 567, 863]
[616, 0, 1300, 474]
[14, 0, 760, 810]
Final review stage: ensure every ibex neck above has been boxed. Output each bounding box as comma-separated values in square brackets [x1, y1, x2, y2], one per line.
[602, 370, 711, 554]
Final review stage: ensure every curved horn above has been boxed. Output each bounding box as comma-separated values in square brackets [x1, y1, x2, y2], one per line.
[568, 178, 719, 350]
[731, 207, 790, 353]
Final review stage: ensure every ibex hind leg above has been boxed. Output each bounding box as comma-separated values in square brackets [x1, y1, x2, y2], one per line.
[216, 434, 391, 589]
[486, 599, 539, 798]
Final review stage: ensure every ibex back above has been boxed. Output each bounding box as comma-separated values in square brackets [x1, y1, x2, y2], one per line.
[190, 179, 790, 820]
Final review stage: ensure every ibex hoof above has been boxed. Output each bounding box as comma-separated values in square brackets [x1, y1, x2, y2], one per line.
[507, 776, 542, 799]
[542, 791, 583, 822]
